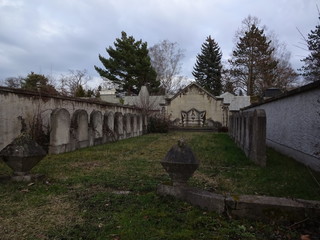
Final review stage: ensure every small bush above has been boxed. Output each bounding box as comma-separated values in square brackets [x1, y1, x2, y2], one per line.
[219, 126, 229, 132]
[147, 116, 170, 133]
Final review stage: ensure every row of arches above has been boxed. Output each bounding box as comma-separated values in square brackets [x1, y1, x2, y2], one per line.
[49, 108, 146, 154]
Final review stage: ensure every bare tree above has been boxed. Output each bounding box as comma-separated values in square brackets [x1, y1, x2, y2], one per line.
[58, 69, 91, 96]
[149, 40, 185, 94]
[269, 35, 298, 89]
[3, 76, 23, 88]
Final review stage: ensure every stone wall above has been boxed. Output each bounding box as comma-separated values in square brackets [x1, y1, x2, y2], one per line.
[243, 81, 320, 172]
[0, 87, 146, 155]
[229, 109, 266, 166]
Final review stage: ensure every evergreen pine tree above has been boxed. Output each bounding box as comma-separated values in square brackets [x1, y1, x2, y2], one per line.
[74, 85, 86, 97]
[21, 72, 58, 95]
[229, 24, 277, 96]
[300, 14, 320, 82]
[94, 31, 159, 95]
[192, 36, 222, 96]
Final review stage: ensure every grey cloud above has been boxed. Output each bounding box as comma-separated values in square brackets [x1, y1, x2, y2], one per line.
[0, 0, 319, 85]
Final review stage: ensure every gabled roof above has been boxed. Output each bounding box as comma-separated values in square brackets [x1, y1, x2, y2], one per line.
[168, 82, 221, 102]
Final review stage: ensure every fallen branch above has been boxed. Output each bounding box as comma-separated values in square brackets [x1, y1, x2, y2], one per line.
[288, 217, 309, 229]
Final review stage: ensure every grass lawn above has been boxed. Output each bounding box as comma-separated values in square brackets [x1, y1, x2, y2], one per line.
[0, 132, 319, 239]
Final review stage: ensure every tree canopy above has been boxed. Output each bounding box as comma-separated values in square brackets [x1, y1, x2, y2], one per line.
[229, 23, 277, 96]
[149, 40, 185, 94]
[94, 31, 159, 95]
[192, 36, 222, 96]
[300, 14, 320, 82]
[21, 72, 58, 95]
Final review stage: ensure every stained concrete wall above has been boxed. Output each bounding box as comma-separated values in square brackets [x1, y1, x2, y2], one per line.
[0, 87, 145, 155]
[243, 81, 320, 171]
[229, 109, 266, 166]
[166, 83, 226, 126]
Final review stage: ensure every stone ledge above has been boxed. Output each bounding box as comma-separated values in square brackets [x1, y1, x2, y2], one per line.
[157, 184, 320, 222]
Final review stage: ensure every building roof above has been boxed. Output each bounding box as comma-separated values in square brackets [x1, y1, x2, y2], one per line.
[218, 92, 251, 111]
[168, 82, 220, 103]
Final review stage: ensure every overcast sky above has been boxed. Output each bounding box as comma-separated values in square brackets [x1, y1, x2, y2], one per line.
[0, 0, 319, 88]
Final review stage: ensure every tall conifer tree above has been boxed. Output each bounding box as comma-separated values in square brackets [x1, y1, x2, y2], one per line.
[229, 24, 277, 96]
[94, 31, 159, 95]
[192, 36, 222, 96]
[300, 14, 320, 82]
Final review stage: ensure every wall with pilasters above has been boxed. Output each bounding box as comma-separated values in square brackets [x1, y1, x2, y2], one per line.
[0, 87, 146, 155]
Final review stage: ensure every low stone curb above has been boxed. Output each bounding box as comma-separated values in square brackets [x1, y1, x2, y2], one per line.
[157, 184, 320, 222]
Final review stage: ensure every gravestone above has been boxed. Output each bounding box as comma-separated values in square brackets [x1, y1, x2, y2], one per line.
[49, 108, 71, 154]
[114, 112, 124, 140]
[71, 110, 89, 149]
[90, 110, 103, 145]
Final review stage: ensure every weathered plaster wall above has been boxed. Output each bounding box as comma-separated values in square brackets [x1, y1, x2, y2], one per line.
[0, 87, 145, 154]
[166, 84, 225, 125]
[243, 81, 320, 171]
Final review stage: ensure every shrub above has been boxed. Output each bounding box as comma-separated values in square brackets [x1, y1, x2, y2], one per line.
[147, 116, 170, 133]
[219, 126, 229, 132]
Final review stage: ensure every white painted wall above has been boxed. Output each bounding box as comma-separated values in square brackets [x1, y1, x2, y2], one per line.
[166, 83, 225, 125]
[244, 82, 320, 171]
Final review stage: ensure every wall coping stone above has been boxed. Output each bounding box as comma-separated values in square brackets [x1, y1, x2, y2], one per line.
[242, 80, 320, 110]
[0, 86, 141, 110]
[157, 184, 320, 222]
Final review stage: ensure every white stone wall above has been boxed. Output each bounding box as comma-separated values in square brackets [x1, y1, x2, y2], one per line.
[0, 87, 144, 154]
[243, 82, 320, 171]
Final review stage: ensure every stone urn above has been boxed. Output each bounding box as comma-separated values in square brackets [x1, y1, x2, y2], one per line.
[0, 133, 47, 181]
[161, 139, 199, 186]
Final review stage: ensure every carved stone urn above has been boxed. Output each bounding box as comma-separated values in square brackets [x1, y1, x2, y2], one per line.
[0, 133, 47, 181]
[161, 139, 199, 186]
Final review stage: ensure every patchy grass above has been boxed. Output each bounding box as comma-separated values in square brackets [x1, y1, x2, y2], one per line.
[0, 132, 319, 239]
[189, 133, 320, 200]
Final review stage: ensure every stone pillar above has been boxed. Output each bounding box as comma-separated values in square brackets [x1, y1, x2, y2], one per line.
[103, 111, 115, 142]
[228, 114, 233, 138]
[124, 113, 131, 139]
[49, 108, 71, 154]
[143, 114, 148, 134]
[236, 112, 241, 146]
[132, 114, 137, 137]
[136, 115, 140, 136]
[250, 109, 266, 167]
[241, 112, 246, 150]
[139, 114, 143, 136]
[71, 109, 89, 150]
[114, 112, 124, 140]
[244, 111, 253, 157]
[90, 110, 103, 146]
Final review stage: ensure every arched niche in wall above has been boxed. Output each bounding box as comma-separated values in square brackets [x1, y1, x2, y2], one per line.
[124, 113, 132, 138]
[90, 110, 103, 145]
[132, 114, 137, 137]
[103, 111, 115, 142]
[71, 109, 89, 149]
[114, 112, 123, 140]
[49, 108, 70, 154]
[137, 114, 143, 136]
